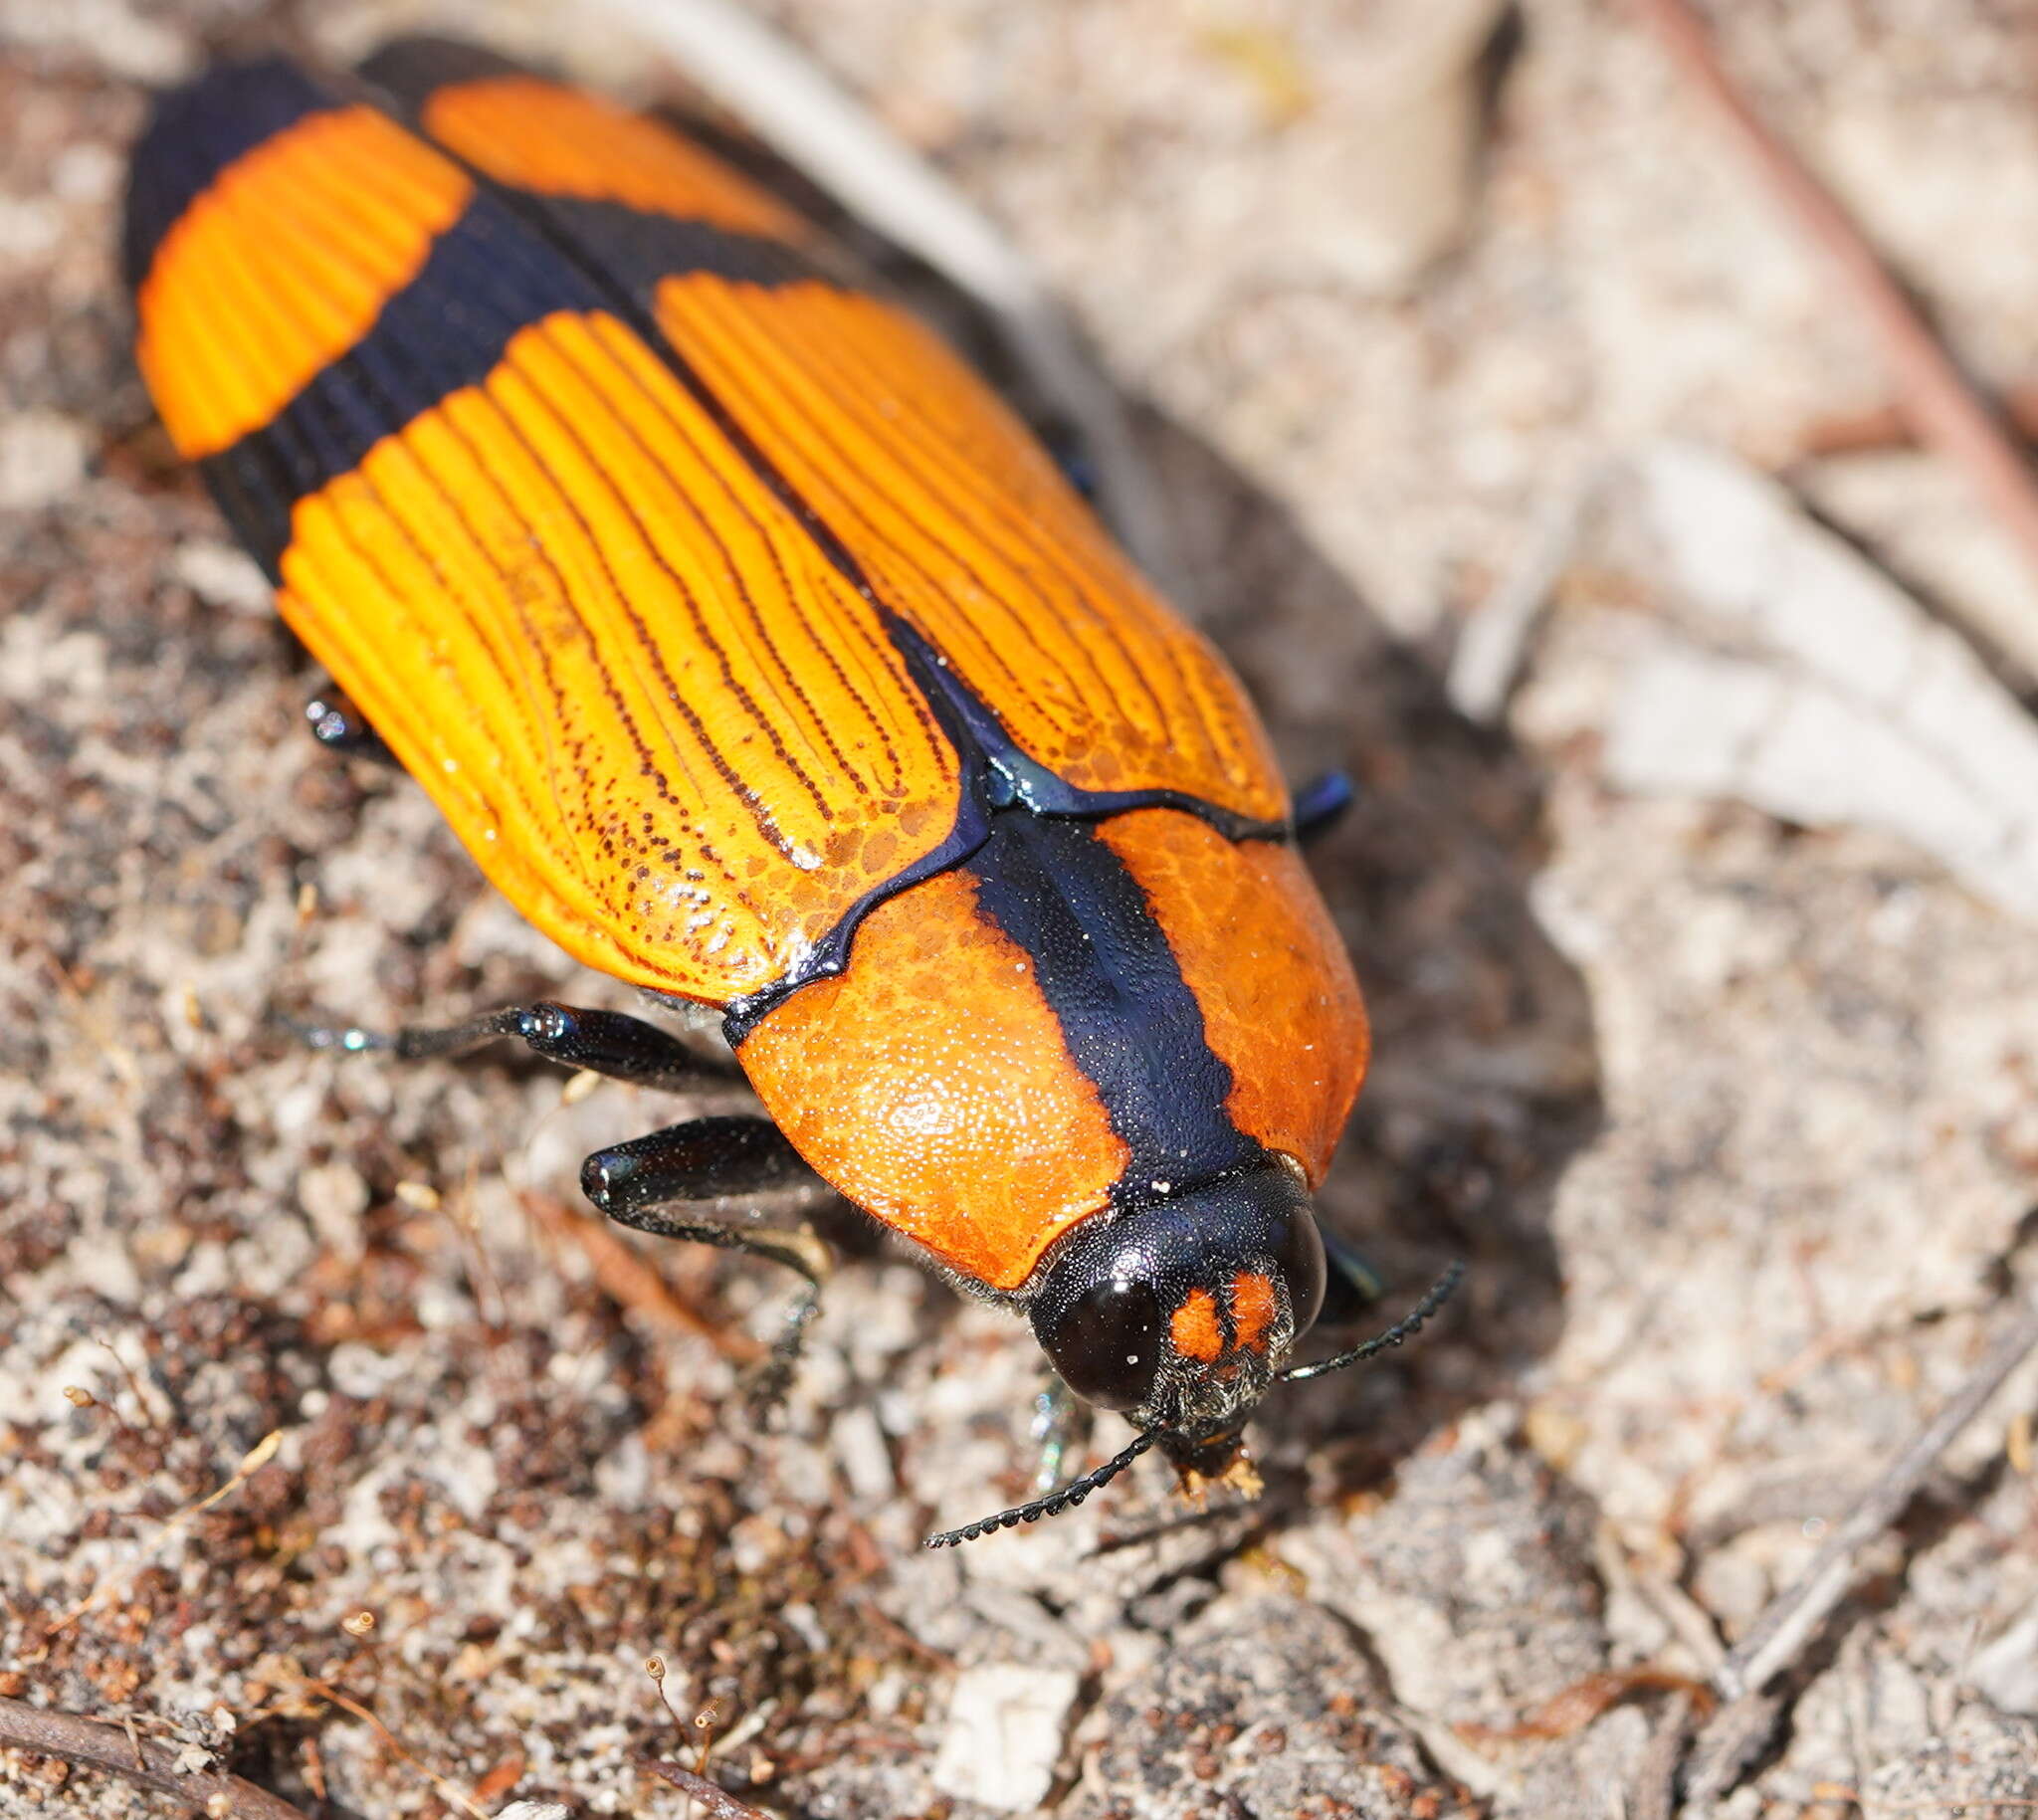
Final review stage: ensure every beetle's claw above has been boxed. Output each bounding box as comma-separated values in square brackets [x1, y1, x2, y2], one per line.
[1172, 1445, 1264, 1508]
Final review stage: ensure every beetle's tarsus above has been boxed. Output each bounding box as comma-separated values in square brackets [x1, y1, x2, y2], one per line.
[1291, 770, 1356, 844]
[740, 1277, 824, 1421]
[296, 999, 738, 1088]
[305, 686, 398, 766]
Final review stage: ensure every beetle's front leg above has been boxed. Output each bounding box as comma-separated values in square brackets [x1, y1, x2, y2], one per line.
[583, 1115, 833, 1412]
[304, 683, 397, 765]
[1317, 1226, 1387, 1329]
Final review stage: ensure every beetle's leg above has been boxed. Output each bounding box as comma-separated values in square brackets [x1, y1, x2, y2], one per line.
[298, 1000, 740, 1088]
[1292, 771, 1355, 846]
[584, 1115, 831, 1410]
[1030, 1378, 1088, 1494]
[1045, 428, 1100, 506]
[1317, 1227, 1387, 1328]
[305, 684, 398, 766]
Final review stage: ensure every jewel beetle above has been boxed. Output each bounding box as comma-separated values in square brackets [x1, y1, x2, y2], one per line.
[122, 39, 1462, 1546]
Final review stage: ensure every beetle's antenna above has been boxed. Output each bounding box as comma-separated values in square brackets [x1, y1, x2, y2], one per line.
[1277, 1260, 1467, 1384]
[922, 1430, 1158, 1549]
[923, 1266, 1467, 1548]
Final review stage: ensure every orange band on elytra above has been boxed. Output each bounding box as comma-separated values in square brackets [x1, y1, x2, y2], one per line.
[136, 104, 470, 458]
[1097, 810, 1367, 1185]
[420, 76, 805, 240]
[651, 275, 1289, 829]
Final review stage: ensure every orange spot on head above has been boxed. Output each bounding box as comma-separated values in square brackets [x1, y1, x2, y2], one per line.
[1231, 1271, 1278, 1353]
[1169, 1288, 1225, 1363]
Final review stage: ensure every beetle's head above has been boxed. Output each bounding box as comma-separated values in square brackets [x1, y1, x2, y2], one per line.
[923, 1162, 1464, 1548]
[1029, 1160, 1324, 1464]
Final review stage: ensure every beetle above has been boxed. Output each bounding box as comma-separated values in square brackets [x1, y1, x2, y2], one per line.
[122, 38, 1461, 1547]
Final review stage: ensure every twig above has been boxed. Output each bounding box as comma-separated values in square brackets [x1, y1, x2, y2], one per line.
[1623, 0, 2038, 623]
[95, 1333, 171, 1432]
[583, 0, 1189, 608]
[1854, 1800, 2038, 1815]
[1447, 458, 1611, 723]
[1631, 1690, 1697, 1820]
[0, 1696, 308, 1819]
[641, 1755, 781, 1819]
[1793, 383, 2038, 463]
[1714, 1295, 2038, 1702]
[1454, 1668, 1713, 1749]
[1596, 1523, 1727, 1677]
[1680, 1689, 1786, 1811]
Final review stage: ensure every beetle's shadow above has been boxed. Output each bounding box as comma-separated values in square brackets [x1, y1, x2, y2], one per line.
[1121, 408, 1599, 1493]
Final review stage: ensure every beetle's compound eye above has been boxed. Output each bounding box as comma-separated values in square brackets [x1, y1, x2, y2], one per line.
[1271, 1204, 1327, 1337]
[1042, 1275, 1163, 1410]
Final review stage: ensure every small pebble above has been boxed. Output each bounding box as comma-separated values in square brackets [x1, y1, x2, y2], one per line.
[930, 1664, 1079, 1812]
[0, 413, 89, 511]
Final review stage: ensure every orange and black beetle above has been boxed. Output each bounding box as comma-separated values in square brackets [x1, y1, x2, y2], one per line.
[123, 40, 1460, 1545]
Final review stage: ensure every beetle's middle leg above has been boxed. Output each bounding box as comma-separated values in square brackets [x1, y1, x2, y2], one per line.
[583, 1114, 833, 1411]
[299, 1000, 740, 1090]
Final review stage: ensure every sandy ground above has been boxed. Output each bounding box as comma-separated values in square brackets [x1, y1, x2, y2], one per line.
[5, 1, 2038, 1815]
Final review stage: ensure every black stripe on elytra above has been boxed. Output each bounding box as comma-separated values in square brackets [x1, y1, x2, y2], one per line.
[123, 58, 341, 292]
[961, 814, 1259, 1197]
[888, 619, 1290, 841]
[719, 624, 998, 1043]
[202, 192, 809, 577]
[543, 197, 819, 292]
[355, 40, 822, 294]
[356, 34, 526, 102]
[717, 622, 1294, 1040]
